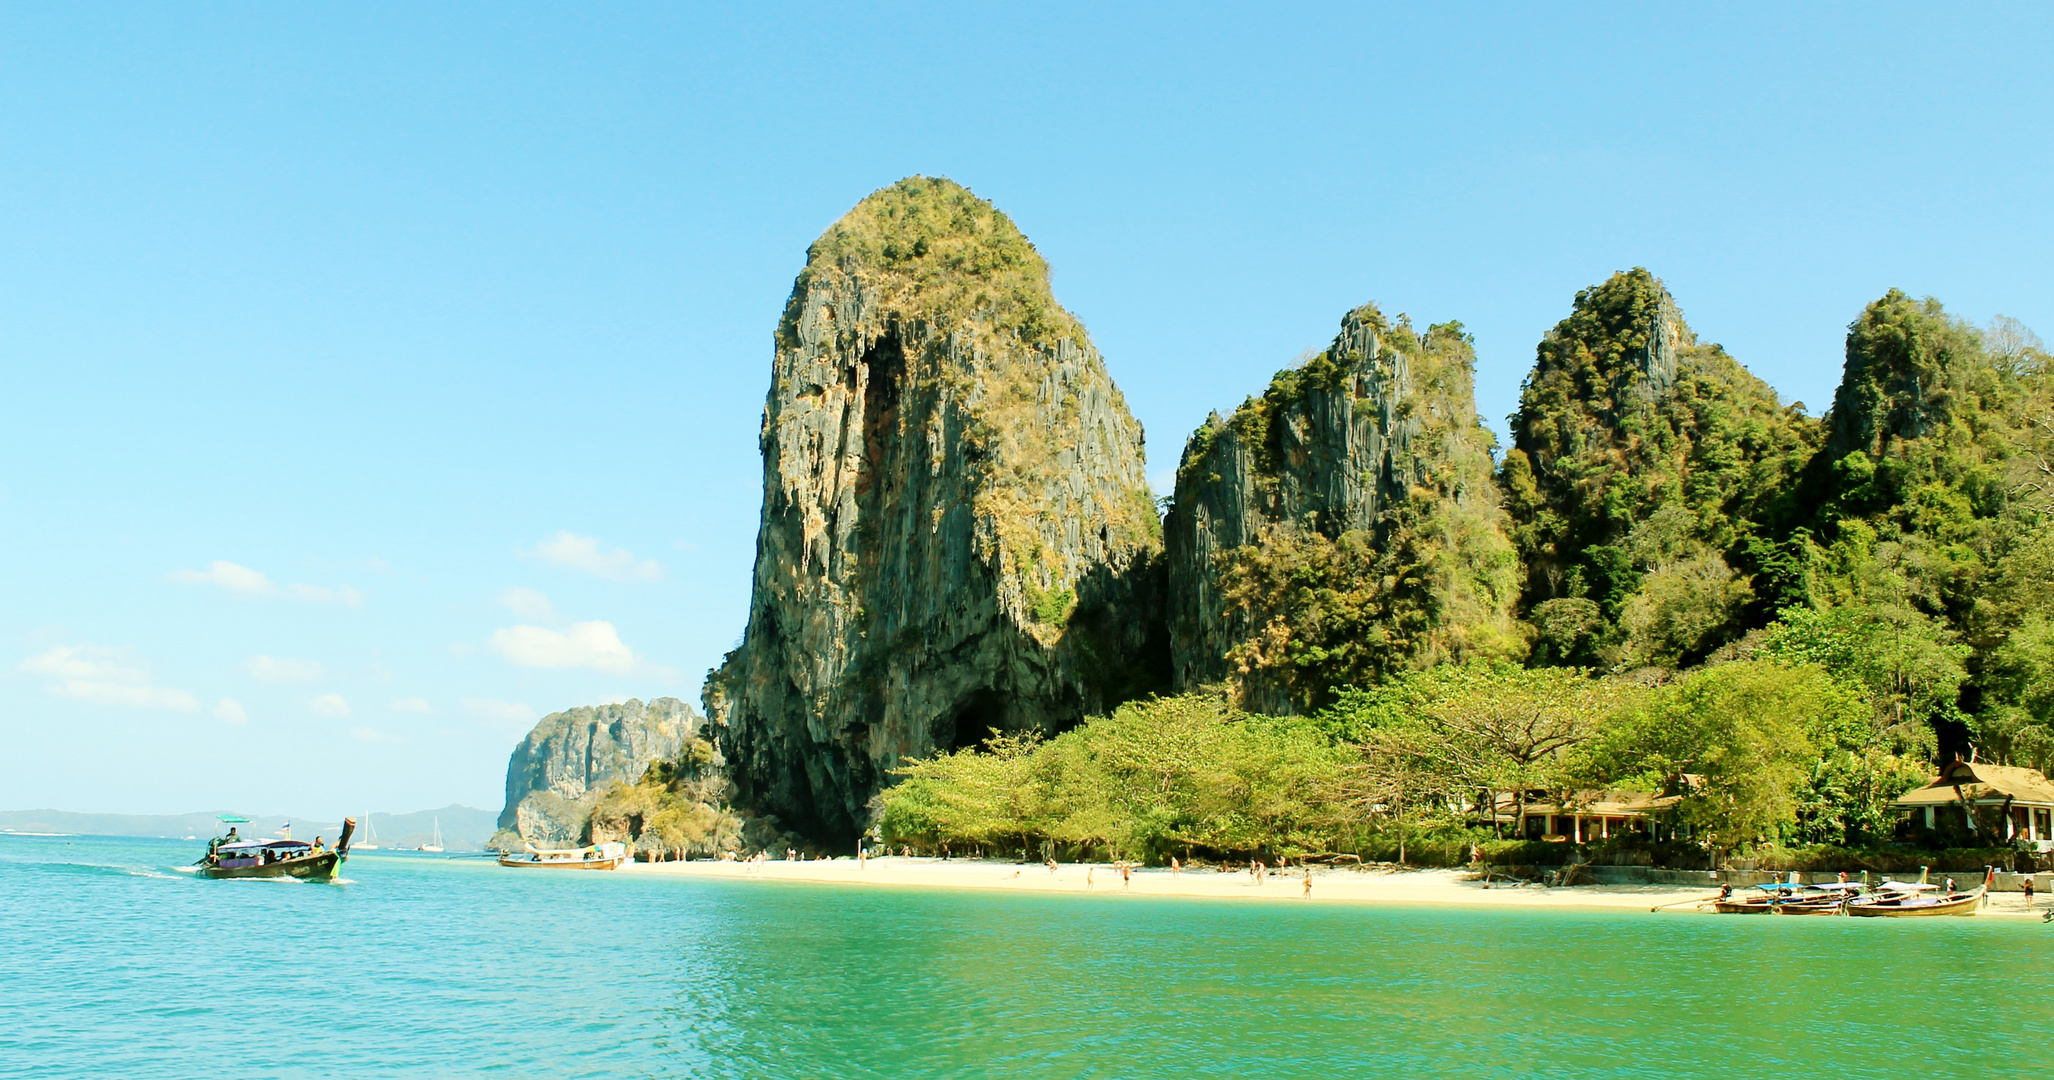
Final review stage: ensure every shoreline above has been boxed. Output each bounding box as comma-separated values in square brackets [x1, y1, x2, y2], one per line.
[615, 856, 2050, 917]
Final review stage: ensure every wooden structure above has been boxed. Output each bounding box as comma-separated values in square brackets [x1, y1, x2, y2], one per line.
[1496, 790, 1685, 843]
[1890, 761, 2054, 852]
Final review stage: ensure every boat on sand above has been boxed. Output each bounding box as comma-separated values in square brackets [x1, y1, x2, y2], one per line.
[1846, 873, 1990, 917]
[1711, 880, 1867, 915]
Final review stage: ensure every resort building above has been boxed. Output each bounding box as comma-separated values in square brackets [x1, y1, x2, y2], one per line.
[1890, 760, 2054, 852]
[1497, 790, 1685, 843]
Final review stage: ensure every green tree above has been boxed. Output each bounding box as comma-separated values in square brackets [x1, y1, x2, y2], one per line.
[1326, 661, 1627, 837]
[1757, 604, 1962, 755]
[1578, 660, 1915, 853]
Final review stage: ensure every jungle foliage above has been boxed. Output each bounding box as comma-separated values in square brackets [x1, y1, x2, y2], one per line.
[876, 648, 1943, 863]
[587, 737, 743, 859]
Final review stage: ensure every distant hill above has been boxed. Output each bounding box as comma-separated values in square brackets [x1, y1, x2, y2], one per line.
[0, 804, 498, 851]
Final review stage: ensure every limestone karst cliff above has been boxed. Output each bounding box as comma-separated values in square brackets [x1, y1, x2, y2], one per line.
[488, 697, 697, 849]
[704, 176, 1166, 842]
[1166, 304, 1522, 714]
[1498, 269, 1816, 668]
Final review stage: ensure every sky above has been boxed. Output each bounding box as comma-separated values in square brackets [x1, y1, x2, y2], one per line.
[4, 5, 2050, 820]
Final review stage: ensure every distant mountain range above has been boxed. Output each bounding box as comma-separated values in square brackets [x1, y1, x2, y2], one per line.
[0, 805, 500, 851]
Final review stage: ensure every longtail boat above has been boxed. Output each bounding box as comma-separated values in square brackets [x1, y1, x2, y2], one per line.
[1711, 881, 1867, 914]
[497, 840, 628, 870]
[196, 818, 355, 881]
[1846, 872, 1989, 917]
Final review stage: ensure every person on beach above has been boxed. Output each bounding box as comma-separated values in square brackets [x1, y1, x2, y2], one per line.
[1170, 857, 1180, 877]
[1120, 861, 1132, 890]
[2025, 876, 2036, 909]
[1302, 869, 1312, 900]
[1087, 866, 1095, 892]
[1047, 858, 1059, 874]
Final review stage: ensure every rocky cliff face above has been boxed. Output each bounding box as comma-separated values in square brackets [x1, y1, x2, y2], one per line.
[489, 697, 697, 849]
[705, 177, 1165, 843]
[1166, 305, 1521, 714]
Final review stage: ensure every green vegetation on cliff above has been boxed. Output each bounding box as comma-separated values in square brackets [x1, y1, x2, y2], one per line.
[1170, 306, 1522, 714]
[1501, 268, 1818, 669]
[1788, 292, 2054, 763]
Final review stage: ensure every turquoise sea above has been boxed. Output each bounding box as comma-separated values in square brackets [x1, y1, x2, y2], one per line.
[4, 833, 2051, 1079]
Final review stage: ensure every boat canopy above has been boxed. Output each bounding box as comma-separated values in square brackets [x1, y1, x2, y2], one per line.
[218, 839, 312, 853]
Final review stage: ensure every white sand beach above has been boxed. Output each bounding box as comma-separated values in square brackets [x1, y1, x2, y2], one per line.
[617, 856, 2052, 916]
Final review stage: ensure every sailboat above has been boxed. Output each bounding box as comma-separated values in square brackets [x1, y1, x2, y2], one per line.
[354, 813, 380, 851]
[416, 817, 444, 853]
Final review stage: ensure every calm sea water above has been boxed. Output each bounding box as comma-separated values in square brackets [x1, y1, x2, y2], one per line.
[3, 833, 2050, 1079]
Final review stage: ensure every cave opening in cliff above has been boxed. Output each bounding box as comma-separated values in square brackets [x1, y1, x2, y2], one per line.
[855, 331, 906, 503]
[938, 688, 1007, 753]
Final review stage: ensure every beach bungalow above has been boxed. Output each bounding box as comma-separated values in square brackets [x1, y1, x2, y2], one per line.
[1496, 790, 1686, 843]
[1890, 760, 2054, 852]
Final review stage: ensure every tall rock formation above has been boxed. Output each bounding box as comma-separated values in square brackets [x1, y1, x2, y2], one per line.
[1499, 269, 1817, 668]
[705, 177, 1165, 842]
[489, 697, 697, 849]
[1167, 304, 1522, 714]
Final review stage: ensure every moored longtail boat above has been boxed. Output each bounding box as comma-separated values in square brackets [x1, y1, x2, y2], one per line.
[196, 818, 355, 881]
[1711, 880, 1866, 914]
[1846, 871, 1990, 917]
[497, 841, 628, 870]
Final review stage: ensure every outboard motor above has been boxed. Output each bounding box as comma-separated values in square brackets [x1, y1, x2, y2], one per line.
[337, 817, 357, 856]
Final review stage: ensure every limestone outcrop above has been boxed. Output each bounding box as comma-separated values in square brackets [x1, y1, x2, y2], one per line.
[1166, 305, 1522, 713]
[705, 176, 1165, 843]
[488, 697, 697, 849]
[1498, 269, 1816, 667]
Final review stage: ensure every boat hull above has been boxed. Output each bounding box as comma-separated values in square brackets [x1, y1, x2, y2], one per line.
[497, 854, 624, 870]
[1847, 890, 1983, 917]
[197, 851, 344, 881]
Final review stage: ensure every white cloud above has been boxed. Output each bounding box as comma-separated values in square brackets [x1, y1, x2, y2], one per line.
[169, 560, 275, 594]
[246, 655, 324, 683]
[309, 693, 353, 719]
[349, 726, 402, 744]
[389, 697, 433, 714]
[489, 620, 639, 673]
[500, 587, 557, 622]
[526, 531, 664, 583]
[460, 697, 534, 723]
[214, 698, 249, 725]
[168, 560, 361, 607]
[18, 645, 200, 713]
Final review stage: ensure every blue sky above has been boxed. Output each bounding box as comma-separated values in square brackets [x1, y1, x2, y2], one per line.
[5, 5, 2049, 819]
